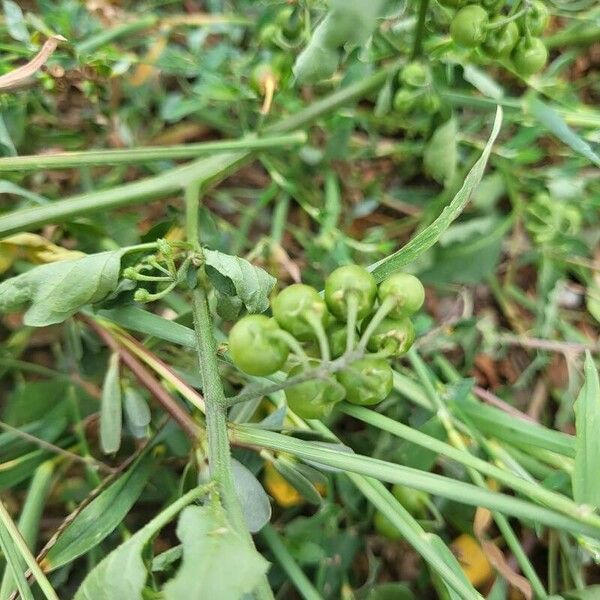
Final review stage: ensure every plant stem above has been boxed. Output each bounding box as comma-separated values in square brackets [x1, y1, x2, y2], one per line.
[186, 183, 274, 600]
[411, 0, 431, 59]
[0, 133, 307, 172]
[0, 61, 399, 238]
[260, 525, 321, 600]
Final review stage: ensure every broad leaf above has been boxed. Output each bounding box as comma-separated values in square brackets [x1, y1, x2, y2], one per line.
[424, 118, 457, 186]
[0, 250, 126, 326]
[73, 487, 207, 600]
[371, 106, 503, 281]
[43, 452, 153, 571]
[573, 352, 600, 508]
[231, 459, 272, 533]
[163, 505, 269, 600]
[203, 249, 276, 314]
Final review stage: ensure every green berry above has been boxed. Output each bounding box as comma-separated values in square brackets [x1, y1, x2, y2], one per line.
[228, 315, 289, 376]
[324, 265, 377, 322]
[337, 358, 393, 406]
[378, 273, 425, 318]
[450, 6, 489, 48]
[285, 362, 345, 419]
[363, 317, 415, 357]
[399, 62, 429, 88]
[511, 37, 547, 76]
[272, 284, 326, 341]
[482, 19, 519, 58]
[374, 510, 403, 540]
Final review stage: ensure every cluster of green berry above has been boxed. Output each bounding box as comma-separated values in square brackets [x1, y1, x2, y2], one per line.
[228, 266, 425, 419]
[443, 0, 550, 76]
[393, 61, 441, 116]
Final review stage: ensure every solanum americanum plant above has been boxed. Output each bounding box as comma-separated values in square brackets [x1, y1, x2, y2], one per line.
[227, 266, 424, 419]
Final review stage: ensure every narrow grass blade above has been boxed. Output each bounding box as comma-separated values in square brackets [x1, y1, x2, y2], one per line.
[526, 96, 600, 167]
[349, 475, 482, 600]
[233, 426, 600, 538]
[370, 106, 503, 281]
[0, 461, 54, 600]
[573, 352, 600, 508]
[100, 353, 122, 455]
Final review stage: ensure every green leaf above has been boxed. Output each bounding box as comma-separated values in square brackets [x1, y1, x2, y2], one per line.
[428, 534, 474, 600]
[273, 458, 323, 506]
[0, 250, 125, 326]
[74, 486, 208, 600]
[98, 306, 196, 347]
[231, 459, 272, 533]
[573, 352, 600, 508]
[371, 106, 503, 281]
[422, 216, 512, 284]
[100, 353, 122, 455]
[1, 1, 29, 43]
[163, 505, 269, 600]
[203, 249, 276, 314]
[423, 118, 458, 187]
[526, 96, 600, 168]
[123, 387, 151, 429]
[43, 452, 154, 571]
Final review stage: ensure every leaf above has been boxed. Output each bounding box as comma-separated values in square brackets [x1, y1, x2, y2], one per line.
[163, 505, 269, 600]
[0, 249, 126, 326]
[231, 459, 272, 533]
[429, 534, 478, 600]
[203, 249, 276, 314]
[273, 458, 322, 505]
[123, 387, 151, 429]
[100, 353, 122, 455]
[422, 216, 512, 284]
[424, 118, 458, 186]
[43, 452, 153, 571]
[1, 1, 29, 43]
[526, 96, 600, 168]
[463, 65, 503, 100]
[73, 486, 206, 600]
[0, 233, 84, 274]
[371, 106, 503, 282]
[573, 352, 600, 508]
[98, 306, 196, 347]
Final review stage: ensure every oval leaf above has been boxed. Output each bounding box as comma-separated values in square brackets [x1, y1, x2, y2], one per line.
[203, 249, 276, 314]
[231, 459, 272, 533]
[0, 249, 125, 326]
[163, 505, 268, 600]
[100, 353, 122, 455]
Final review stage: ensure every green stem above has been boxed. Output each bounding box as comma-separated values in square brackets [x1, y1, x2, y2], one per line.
[232, 426, 600, 539]
[260, 525, 321, 600]
[75, 16, 158, 54]
[304, 314, 330, 362]
[345, 294, 359, 354]
[0, 62, 399, 237]
[358, 296, 395, 351]
[270, 330, 311, 367]
[485, 8, 527, 29]
[0, 133, 307, 172]
[411, 0, 430, 60]
[186, 188, 274, 600]
[338, 403, 597, 529]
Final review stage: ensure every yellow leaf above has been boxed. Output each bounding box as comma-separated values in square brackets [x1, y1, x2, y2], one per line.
[452, 533, 494, 588]
[263, 462, 303, 508]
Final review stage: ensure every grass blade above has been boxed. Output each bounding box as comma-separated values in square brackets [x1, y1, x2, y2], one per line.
[573, 352, 600, 508]
[370, 106, 503, 281]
